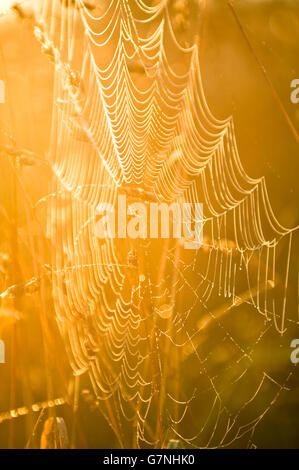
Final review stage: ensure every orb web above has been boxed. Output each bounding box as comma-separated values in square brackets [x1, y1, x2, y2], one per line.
[30, 0, 299, 448]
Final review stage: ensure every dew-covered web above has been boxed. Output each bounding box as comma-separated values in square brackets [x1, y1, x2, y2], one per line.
[14, 0, 297, 448]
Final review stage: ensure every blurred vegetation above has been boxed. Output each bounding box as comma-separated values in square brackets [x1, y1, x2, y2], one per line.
[0, 0, 298, 449]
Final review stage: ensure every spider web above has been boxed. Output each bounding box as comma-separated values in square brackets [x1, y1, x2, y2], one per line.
[26, 0, 299, 448]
